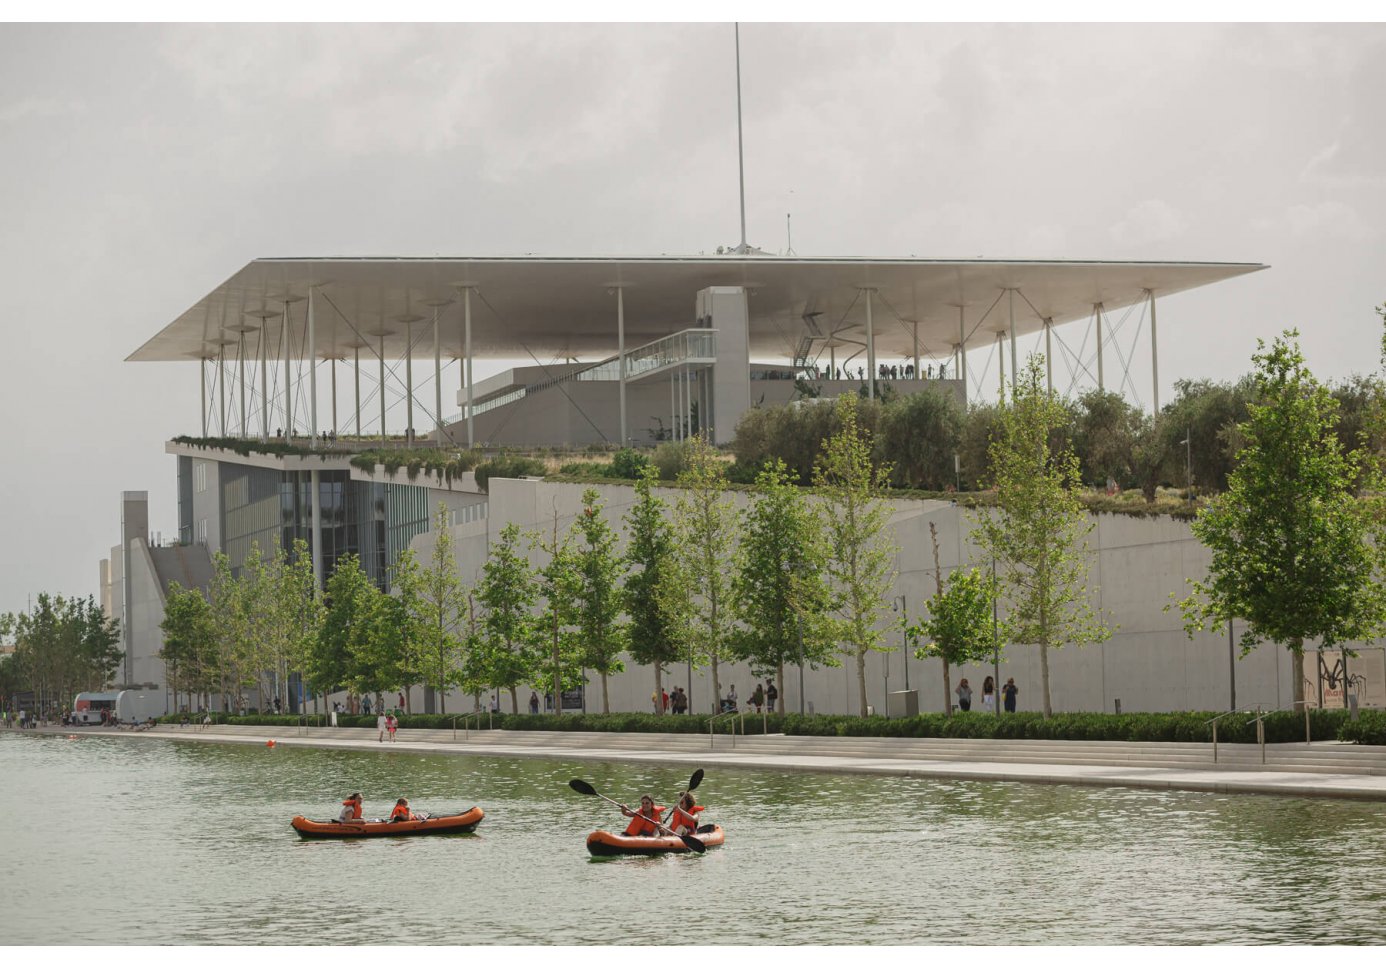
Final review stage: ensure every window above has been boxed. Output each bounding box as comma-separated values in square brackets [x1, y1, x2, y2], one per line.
[196, 518, 208, 545]
[194, 462, 208, 493]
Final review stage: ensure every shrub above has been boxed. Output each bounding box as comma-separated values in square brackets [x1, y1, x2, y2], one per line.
[475, 456, 546, 491]
[610, 448, 650, 479]
[651, 441, 691, 480]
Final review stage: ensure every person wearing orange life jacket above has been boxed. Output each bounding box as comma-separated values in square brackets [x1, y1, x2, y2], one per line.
[337, 793, 363, 822]
[666, 792, 705, 836]
[620, 795, 665, 837]
[389, 797, 417, 823]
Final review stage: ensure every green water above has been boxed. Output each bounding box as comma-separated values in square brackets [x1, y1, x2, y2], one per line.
[3, 731, 1385, 945]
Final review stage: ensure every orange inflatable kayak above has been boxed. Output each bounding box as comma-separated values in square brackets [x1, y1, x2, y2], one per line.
[291, 806, 484, 838]
[586, 824, 723, 857]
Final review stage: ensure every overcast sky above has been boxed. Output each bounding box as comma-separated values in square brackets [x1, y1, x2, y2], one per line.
[1, 22, 1384, 617]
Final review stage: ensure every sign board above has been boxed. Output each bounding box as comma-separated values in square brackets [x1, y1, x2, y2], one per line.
[1303, 649, 1386, 709]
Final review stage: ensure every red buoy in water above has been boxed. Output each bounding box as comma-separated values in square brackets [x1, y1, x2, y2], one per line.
[266, 739, 276, 748]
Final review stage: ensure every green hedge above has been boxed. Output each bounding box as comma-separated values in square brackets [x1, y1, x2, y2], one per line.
[779, 709, 1353, 743]
[155, 708, 1382, 744]
[1336, 709, 1386, 745]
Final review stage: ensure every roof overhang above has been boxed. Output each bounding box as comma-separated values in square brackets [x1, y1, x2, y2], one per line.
[128, 256, 1266, 363]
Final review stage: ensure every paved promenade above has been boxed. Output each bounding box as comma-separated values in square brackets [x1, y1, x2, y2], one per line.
[28, 723, 1386, 801]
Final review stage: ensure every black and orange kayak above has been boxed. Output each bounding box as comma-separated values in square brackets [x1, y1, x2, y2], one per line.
[291, 807, 484, 838]
[586, 824, 723, 857]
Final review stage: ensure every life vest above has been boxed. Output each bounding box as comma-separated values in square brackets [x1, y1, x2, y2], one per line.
[341, 799, 362, 820]
[390, 804, 412, 822]
[668, 804, 704, 834]
[623, 806, 664, 837]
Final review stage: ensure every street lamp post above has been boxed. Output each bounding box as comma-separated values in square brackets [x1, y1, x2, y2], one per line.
[892, 595, 910, 691]
[1180, 429, 1192, 504]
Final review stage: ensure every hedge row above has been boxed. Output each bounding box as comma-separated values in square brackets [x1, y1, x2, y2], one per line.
[155, 708, 1385, 744]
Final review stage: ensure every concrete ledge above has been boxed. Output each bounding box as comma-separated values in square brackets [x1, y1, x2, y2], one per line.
[27, 725, 1386, 802]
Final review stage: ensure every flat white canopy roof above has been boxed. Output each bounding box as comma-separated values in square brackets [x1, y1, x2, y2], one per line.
[128, 256, 1265, 363]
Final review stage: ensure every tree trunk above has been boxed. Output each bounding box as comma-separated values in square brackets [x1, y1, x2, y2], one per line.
[601, 671, 611, 714]
[1292, 639, 1306, 707]
[711, 656, 721, 715]
[553, 645, 562, 717]
[776, 661, 785, 715]
[654, 665, 664, 717]
[507, 686, 518, 713]
[1039, 640, 1053, 717]
[941, 658, 952, 718]
[857, 648, 869, 716]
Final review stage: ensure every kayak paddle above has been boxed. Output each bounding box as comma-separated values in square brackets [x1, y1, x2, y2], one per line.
[568, 778, 707, 854]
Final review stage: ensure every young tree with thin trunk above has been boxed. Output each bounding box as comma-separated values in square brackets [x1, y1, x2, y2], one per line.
[814, 396, 898, 717]
[906, 523, 996, 717]
[476, 523, 538, 712]
[624, 466, 681, 715]
[396, 504, 469, 713]
[310, 554, 374, 704]
[974, 356, 1110, 717]
[1179, 331, 1386, 706]
[531, 505, 583, 714]
[161, 582, 217, 713]
[572, 489, 626, 713]
[732, 458, 837, 713]
[668, 434, 738, 714]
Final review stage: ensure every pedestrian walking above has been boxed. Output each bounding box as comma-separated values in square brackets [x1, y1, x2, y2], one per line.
[765, 679, 778, 713]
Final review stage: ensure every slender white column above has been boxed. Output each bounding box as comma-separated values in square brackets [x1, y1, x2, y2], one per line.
[996, 331, 1006, 396]
[1044, 317, 1054, 395]
[912, 321, 920, 377]
[282, 303, 293, 440]
[465, 287, 475, 449]
[200, 358, 207, 437]
[308, 289, 318, 447]
[1097, 302, 1108, 391]
[353, 346, 361, 438]
[330, 356, 338, 436]
[217, 345, 226, 435]
[958, 305, 967, 402]
[670, 372, 676, 443]
[404, 319, 414, 437]
[237, 333, 247, 438]
[617, 287, 627, 445]
[433, 307, 443, 446]
[259, 319, 269, 442]
[1008, 289, 1018, 383]
[1148, 290, 1160, 415]
[864, 288, 876, 400]
[378, 332, 387, 442]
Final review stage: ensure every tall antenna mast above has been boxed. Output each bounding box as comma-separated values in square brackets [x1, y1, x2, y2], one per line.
[735, 22, 747, 252]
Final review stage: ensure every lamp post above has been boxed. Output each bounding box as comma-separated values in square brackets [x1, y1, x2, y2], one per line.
[891, 595, 910, 691]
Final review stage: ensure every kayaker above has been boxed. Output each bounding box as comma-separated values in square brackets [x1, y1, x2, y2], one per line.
[338, 793, 363, 822]
[666, 792, 705, 836]
[389, 797, 417, 822]
[620, 795, 665, 837]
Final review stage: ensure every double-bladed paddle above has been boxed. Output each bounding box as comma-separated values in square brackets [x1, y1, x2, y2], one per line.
[568, 777, 707, 854]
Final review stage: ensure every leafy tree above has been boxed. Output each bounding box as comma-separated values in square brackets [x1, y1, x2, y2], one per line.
[974, 356, 1110, 717]
[957, 403, 1002, 491]
[160, 583, 217, 711]
[906, 523, 996, 716]
[571, 489, 626, 713]
[813, 395, 898, 716]
[668, 434, 739, 713]
[354, 585, 409, 709]
[732, 458, 837, 713]
[876, 387, 963, 490]
[1158, 377, 1253, 493]
[476, 523, 538, 712]
[1072, 389, 1142, 489]
[396, 504, 469, 713]
[309, 554, 373, 702]
[1179, 331, 1386, 707]
[278, 539, 322, 713]
[531, 506, 583, 714]
[624, 465, 682, 714]
[207, 550, 253, 711]
[1, 594, 121, 713]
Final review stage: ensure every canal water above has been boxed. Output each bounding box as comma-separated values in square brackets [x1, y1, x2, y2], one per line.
[3, 731, 1385, 945]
